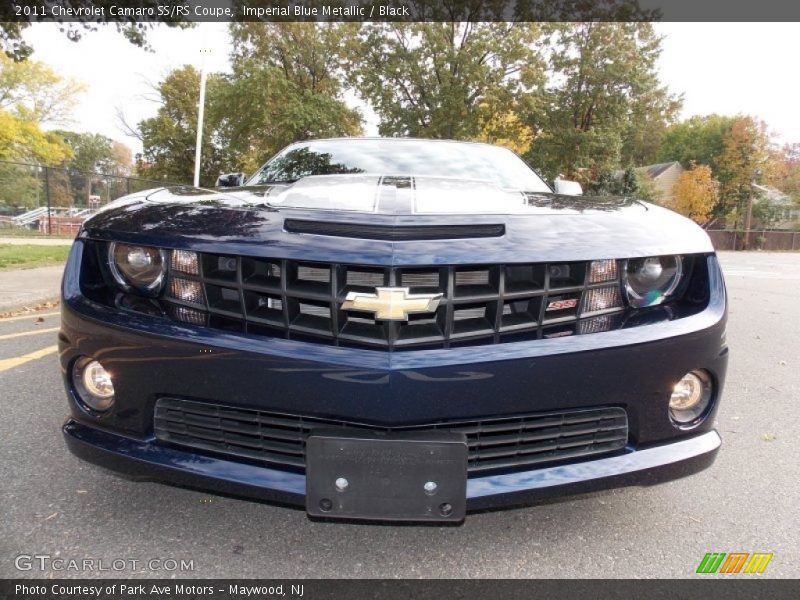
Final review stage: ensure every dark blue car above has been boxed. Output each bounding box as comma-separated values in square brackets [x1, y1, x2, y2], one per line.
[59, 138, 728, 523]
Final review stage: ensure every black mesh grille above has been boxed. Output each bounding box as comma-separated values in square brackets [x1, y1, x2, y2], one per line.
[154, 398, 629, 475]
[164, 252, 625, 349]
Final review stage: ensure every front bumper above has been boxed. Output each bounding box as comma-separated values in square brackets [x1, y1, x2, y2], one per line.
[59, 243, 728, 514]
[63, 419, 721, 511]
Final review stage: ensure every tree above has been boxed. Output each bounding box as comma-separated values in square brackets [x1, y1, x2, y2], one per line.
[349, 22, 545, 140]
[54, 131, 133, 204]
[0, 53, 78, 169]
[0, 161, 39, 208]
[716, 116, 771, 226]
[585, 166, 644, 197]
[767, 143, 800, 203]
[224, 23, 363, 173]
[657, 114, 735, 173]
[0, 109, 71, 164]
[668, 164, 719, 224]
[0, 2, 192, 61]
[751, 197, 785, 230]
[137, 24, 364, 184]
[136, 66, 229, 186]
[526, 23, 680, 180]
[0, 54, 85, 125]
[475, 108, 534, 155]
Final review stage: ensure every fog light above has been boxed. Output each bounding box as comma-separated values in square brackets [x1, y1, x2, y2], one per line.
[669, 370, 712, 426]
[73, 358, 115, 412]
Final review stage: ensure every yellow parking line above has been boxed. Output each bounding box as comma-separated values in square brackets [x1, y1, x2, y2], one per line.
[0, 326, 59, 341]
[0, 311, 60, 323]
[0, 345, 59, 373]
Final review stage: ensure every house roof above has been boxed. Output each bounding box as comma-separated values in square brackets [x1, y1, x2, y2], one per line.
[753, 184, 792, 205]
[638, 161, 681, 180]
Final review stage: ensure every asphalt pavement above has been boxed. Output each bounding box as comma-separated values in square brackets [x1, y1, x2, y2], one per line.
[0, 251, 797, 579]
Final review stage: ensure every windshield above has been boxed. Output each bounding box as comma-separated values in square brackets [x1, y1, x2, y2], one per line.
[248, 139, 551, 192]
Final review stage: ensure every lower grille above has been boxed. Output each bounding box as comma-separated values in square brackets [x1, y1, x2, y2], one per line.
[154, 398, 628, 475]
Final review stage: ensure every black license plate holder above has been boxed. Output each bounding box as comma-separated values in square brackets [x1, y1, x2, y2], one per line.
[305, 430, 468, 522]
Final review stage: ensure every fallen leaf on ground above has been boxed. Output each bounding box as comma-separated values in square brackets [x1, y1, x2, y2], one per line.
[761, 433, 777, 442]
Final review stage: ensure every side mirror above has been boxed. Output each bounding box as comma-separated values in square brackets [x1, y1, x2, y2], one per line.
[554, 179, 583, 196]
[215, 172, 247, 188]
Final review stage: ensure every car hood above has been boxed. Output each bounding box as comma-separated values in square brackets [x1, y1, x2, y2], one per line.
[82, 175, 714, 263]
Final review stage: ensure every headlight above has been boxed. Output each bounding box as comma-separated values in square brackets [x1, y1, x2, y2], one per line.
[109, 243, 166, 294]
[624, 255, 682, 308]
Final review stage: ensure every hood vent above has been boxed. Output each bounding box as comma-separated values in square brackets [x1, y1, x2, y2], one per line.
[283, 219, 505, 241]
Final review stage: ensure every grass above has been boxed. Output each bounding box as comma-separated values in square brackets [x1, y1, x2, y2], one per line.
[0, 244, 71, 270]
[0, 226, 73, 239]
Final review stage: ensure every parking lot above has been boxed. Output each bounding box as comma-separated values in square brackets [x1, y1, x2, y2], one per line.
[0, 251, 797, 578]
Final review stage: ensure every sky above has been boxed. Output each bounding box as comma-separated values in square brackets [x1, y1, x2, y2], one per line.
[21, 22, 800, 158]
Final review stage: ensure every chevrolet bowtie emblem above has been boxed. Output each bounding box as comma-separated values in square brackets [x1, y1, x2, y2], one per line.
[341, 287, 443, 321]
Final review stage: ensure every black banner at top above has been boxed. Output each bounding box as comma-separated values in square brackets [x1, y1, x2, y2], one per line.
[2, 0, 800, 23]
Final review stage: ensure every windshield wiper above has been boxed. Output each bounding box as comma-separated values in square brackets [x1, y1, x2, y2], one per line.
[260, 179, 298, 185]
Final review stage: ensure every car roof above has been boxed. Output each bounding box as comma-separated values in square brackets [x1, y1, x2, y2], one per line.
[289, 137, 499, 148]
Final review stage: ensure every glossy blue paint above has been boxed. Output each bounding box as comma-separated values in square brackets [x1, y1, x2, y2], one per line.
[58, 166, 730, 515]
[80, 186, 713, 265]
[62, 419, 720, 511]
[63, 241, 726, 372]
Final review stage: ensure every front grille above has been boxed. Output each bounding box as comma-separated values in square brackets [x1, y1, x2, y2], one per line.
[154, 398, 629, 475]
[163, 252, 626, 349]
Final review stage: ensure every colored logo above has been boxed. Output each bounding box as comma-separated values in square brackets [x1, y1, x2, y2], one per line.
[696, 552, 773, 574]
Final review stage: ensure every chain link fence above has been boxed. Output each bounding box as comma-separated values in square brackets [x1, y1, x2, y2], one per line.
[0, 160, 183, 236]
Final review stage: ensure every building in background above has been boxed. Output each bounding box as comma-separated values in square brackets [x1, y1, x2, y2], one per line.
[635, 161, 685, 205]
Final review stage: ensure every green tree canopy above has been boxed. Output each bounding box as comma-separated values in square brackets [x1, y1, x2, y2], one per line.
[137, 24, 364, 184]
[349, 22, 545, 139]
[223, 23, 363, 173]
[136, 65, 229, 186]
[52, 131, 133, 204]
[526, 23, 680, 180]
[657, 114, 735, 173]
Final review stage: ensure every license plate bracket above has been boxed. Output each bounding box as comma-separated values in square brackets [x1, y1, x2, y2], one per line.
[305, 430, 468, 522]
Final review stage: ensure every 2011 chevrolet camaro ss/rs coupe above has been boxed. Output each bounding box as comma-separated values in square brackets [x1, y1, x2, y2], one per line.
[59, 138, 728, 523]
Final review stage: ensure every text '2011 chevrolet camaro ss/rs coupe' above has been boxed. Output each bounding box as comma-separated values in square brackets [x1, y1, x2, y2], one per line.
[59, 138, 727, 523]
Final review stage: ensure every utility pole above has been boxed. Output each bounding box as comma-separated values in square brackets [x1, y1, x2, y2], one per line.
[743, 169, 762, 250]
[193, 28, 209, 188]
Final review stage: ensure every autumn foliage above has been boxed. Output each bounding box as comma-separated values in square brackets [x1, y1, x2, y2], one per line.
[669, 165, 719, 224]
